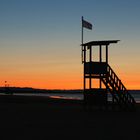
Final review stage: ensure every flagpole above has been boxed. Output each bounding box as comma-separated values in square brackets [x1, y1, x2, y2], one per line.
[81, 16, 84, 63]
[81, 16, 93, 100]
[81, 16, 84, 45]
[81, 16, 85, 96]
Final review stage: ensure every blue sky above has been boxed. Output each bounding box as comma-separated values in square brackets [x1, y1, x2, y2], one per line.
[1, 0, 140, 40]
[0, 0, 140, 89]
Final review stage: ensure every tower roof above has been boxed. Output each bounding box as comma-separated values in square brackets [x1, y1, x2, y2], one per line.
[82, 40, 120, 46]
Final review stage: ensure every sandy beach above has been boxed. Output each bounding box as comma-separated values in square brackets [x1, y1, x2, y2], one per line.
[0, 94, 140, 140]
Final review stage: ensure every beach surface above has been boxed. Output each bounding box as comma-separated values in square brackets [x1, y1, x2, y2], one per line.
[0, 94, 140, 140]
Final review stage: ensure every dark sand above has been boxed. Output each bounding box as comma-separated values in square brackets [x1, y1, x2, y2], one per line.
[0, 94, 140, 140]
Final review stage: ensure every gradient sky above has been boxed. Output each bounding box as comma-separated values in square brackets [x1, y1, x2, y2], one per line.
[0, 0, 140, 89]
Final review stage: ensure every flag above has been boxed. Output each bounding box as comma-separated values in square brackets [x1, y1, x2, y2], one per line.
[82, 19, 92, 30]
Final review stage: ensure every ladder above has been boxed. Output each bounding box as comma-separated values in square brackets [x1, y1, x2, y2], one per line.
[101, 64, 135, 109]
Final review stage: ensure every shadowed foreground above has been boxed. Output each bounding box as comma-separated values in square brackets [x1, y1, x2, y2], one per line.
[0, 95, 140, 140]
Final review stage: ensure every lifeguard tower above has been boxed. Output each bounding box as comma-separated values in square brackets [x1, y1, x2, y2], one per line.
[82, 40, 135, 109]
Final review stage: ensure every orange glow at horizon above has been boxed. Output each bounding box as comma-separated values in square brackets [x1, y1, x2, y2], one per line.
[119, 74, 140, 90]
[1, 72, 140, 90]
[0, 71, 83, 89]
[0, 78, 83, 90]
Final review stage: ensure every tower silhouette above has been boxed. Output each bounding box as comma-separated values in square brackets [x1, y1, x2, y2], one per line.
[82, 40, 135, 110]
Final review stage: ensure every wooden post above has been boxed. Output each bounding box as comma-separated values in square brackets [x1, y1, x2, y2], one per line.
[99, 45, 102, 62]
[106, 45, 108, 64]
[99, 45, 102, 88]
[84, 45, 86, 91]
[89, 46, 92, 89]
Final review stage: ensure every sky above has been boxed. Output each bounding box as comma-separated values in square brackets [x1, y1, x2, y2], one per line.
[0, 0, 140, 89]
